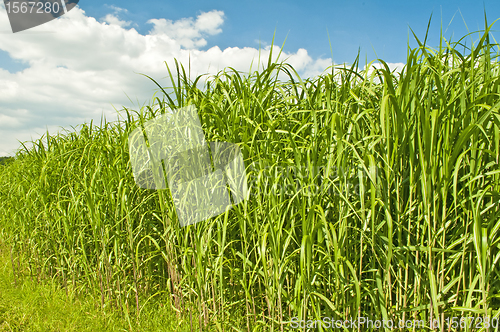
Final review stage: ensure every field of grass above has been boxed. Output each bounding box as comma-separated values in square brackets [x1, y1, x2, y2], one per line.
[0, 242, 192, 331]
[1, 22, 500, 331]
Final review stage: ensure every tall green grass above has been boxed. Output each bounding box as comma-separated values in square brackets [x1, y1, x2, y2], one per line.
[1, 22, 500, 331]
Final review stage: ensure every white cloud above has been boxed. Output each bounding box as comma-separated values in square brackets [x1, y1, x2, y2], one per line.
[100, 5, 133, 28]
[360, 62, 406, 84]
[105, 5, 128, 13]
[101, 14, 132, 28]
[0, 6, 333, 156]
[194, 10, 224, 35]
[0, 112, 25, 128]
[147, 10, 225, 49]
[364, 62, 406, 74]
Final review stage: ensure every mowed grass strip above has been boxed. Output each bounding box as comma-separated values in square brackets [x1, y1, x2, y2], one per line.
[0, 241, 193, 332]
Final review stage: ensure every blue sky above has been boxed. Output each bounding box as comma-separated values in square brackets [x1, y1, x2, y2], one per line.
[117, 1, 496, 58]
[66, 0, 500, 62]
[0, 0, 499, 156]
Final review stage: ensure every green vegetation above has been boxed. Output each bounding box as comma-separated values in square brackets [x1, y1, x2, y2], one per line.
[0, 242, 191, 331]
[0, 157, 14, 166]
[1, 21, 500, 331]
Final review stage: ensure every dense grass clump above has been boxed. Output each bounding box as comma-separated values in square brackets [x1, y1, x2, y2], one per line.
[1, 23, 500, 331]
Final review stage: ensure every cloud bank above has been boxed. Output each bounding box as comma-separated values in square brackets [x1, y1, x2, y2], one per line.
[0, 4, 399, 156]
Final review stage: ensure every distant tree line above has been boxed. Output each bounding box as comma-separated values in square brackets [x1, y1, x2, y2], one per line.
[0, 156, 14, 166]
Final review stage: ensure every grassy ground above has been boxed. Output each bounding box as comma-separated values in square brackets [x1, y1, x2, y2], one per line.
[0, 241, 192, 332]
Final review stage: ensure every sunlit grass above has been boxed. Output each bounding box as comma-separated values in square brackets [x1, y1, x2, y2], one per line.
[0, 242, 192, 332]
